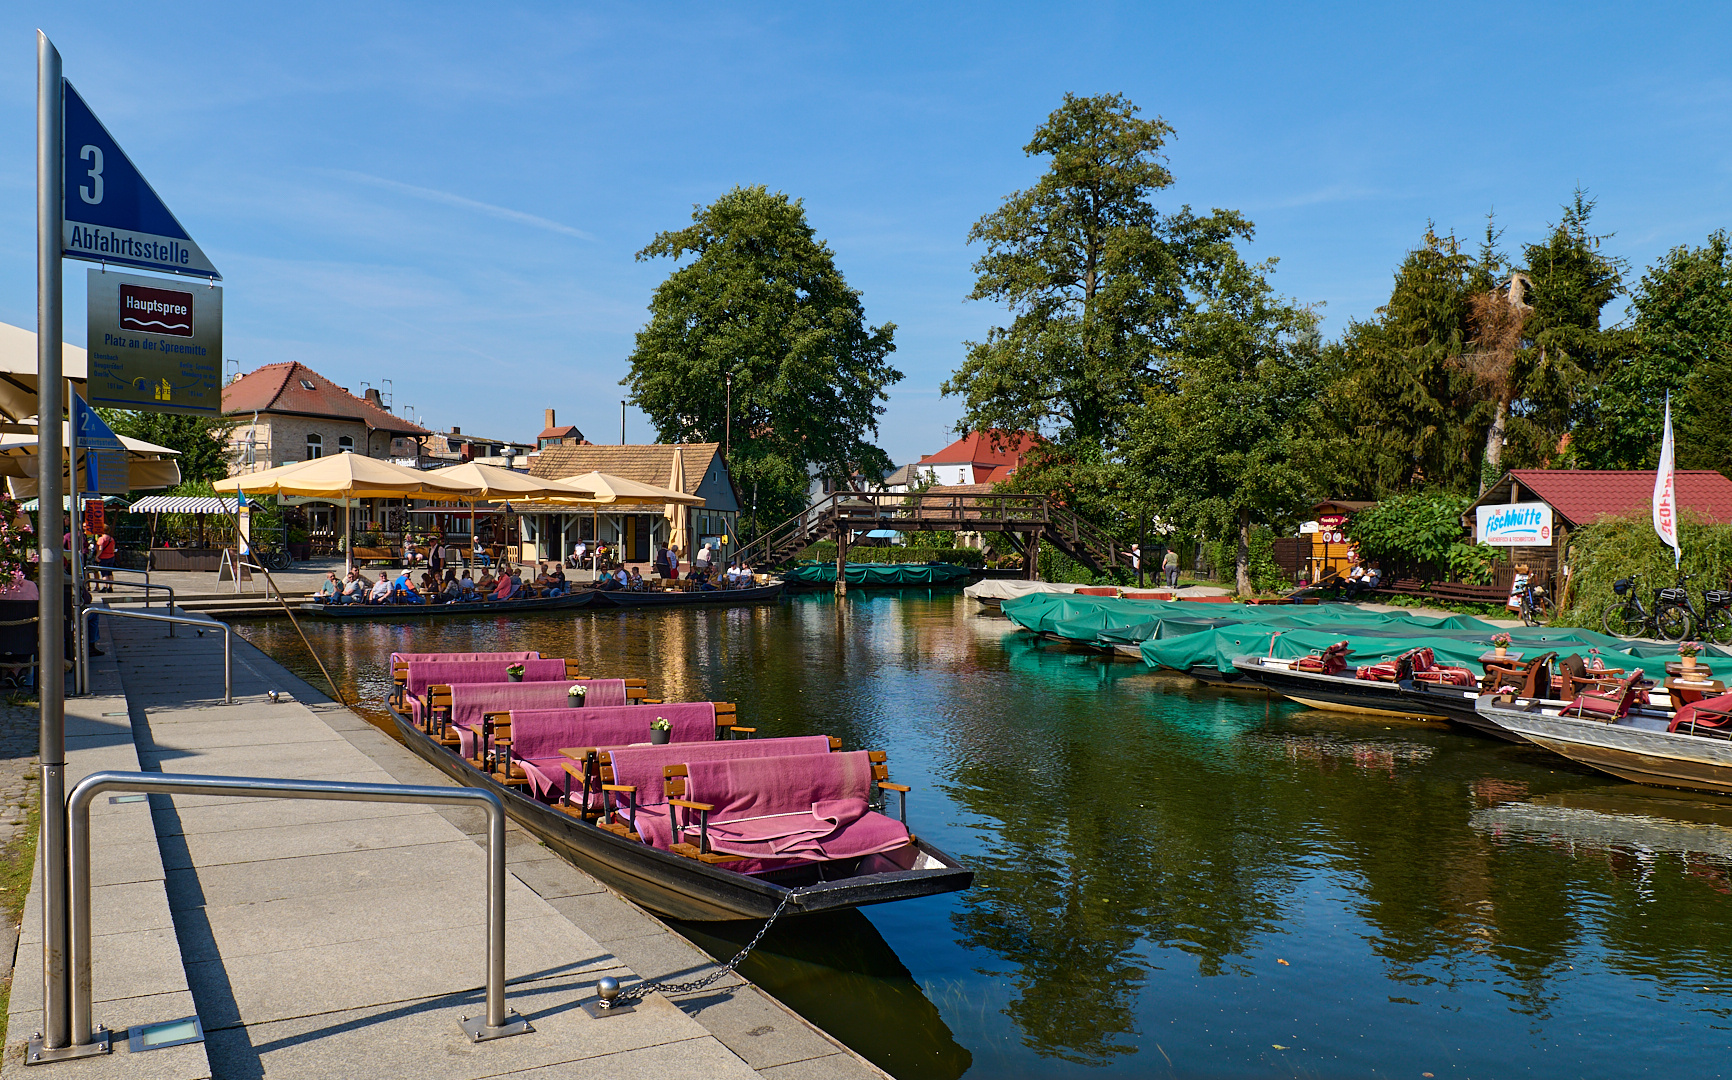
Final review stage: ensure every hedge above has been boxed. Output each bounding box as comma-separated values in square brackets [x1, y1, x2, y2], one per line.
[799, 543, 985, 568]
[1554, 512, 1732, 628]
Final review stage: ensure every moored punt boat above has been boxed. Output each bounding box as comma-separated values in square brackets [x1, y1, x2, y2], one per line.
[386, 657, 973, 921]
[1476, 690, 1732, 795]
[300, 589, 600, 619]
[1231, 655, 1526, 742]
[593, 581, 786, 607]
[782, 562, 974, 588]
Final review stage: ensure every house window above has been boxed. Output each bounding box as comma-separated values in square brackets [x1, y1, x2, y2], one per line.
[306, 433, 323, 459]
[337, 435, 354, 454]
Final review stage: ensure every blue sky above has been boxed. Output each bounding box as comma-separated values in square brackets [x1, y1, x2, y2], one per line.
[3, 4, 1728, 466]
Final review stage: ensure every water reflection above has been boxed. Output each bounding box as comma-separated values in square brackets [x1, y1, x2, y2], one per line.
[235, 595, 1732, 1078]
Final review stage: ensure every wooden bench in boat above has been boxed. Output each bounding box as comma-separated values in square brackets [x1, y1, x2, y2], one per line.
[482, 702, 744, 783]
[399, 658, 586, 709]
[662, 752, 910, 864]
[570, 732, 843, 826]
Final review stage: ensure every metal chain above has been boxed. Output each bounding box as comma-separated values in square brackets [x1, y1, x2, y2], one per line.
[607, 889, 797, 1007]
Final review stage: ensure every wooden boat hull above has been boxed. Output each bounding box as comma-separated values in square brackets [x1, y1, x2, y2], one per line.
[1478, 699, 1732, 795]
[388, 708, 973, 921]
[301, 590, 601, 619]
[594, 582, 786, 607]
[1234, 658, 1527, 742]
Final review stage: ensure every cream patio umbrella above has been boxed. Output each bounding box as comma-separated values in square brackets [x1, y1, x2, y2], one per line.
[556, 470, 703, 575]
[215, 455, 484, 574]
[428, 461, 600, 564]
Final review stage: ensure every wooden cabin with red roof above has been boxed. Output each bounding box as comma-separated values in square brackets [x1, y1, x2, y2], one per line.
[1463, 469, 1732, 586]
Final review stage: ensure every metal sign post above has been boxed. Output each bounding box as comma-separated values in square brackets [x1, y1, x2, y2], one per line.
[33, 30, 223, 1062]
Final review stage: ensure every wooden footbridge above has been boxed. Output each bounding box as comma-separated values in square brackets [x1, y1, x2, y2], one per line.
[731, 491, 1124, 588]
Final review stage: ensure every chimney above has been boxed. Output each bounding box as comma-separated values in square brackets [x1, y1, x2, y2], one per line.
[451, 426, 460, 435]
[365, 388, 383, 407]
[544, 408, 556, 430]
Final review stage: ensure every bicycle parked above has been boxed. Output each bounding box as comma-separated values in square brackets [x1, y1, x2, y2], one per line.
[1600, 572, 1695, 641]
[1511, 575, 1551, 627]
[1692, 581, 1732, 646]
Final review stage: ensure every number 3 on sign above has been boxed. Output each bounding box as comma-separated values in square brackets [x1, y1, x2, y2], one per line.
[79, 144, 104, 205]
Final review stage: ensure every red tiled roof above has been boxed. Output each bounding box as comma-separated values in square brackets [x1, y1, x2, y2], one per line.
[223, 362, 428, 434]
[1486, 469, 1732, 528]
[918, 429, 1039, 467]
[538, 425, 580, 439]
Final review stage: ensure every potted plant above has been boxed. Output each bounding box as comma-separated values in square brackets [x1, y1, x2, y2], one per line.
[649, 717, 671, 745]
[1491, 632, 1511, 660]
[567, 684, 587, 706]
[505, 663, 525, 683]
[1679, 640, 1702, 673]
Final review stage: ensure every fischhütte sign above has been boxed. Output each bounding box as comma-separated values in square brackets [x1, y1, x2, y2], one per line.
[1476, 502, 1553, 547]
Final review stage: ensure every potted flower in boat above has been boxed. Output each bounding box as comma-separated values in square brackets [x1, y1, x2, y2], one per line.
[567, 683, 587, 704]
[1491, 632, 1511, 660]
[1679, 640, 1702, 673]
[505, 663, 525, 683]
[649, 717, 672, 745]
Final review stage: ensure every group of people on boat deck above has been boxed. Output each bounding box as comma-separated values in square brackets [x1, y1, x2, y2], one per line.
[314, 560, 573, 605]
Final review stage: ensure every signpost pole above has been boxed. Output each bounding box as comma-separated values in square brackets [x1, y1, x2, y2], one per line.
[36, 28, 73, 1054]
[69, 394, 85, 696]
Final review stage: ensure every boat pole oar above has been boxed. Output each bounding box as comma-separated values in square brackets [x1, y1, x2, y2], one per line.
[220, 496, 346, 706]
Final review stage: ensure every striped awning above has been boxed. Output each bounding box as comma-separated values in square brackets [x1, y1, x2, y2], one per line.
[128, 496, 238, 514]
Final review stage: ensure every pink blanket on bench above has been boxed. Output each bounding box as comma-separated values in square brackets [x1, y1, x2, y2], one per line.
[446, 681, 627, 754]
[677, 751, 909, 865]
[406, 658, 567, 698]
[393, 651, 539, 665]
[510, 703, 718, 762]
[589, 735, 835, 815]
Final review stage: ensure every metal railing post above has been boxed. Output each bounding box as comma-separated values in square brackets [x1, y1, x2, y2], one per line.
[87, 609, 230, 703]
[64, 772, 527, 1049]
[84, 572, 174, 621]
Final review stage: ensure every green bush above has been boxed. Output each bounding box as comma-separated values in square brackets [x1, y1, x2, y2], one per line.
[1347, 490, 1498, 583]
[799, 543, 986, 567]
[1555, 512, 1732, 627]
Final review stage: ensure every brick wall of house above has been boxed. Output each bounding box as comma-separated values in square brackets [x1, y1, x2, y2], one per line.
[227, 415, 386, 474]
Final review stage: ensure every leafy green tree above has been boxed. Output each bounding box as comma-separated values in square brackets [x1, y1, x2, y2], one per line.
[943, 92, 1251, 526]
[623, 186, 900, 532]
[1502, 191, 1626, 470]
[1579, 230, 1732, 474]
[1320, 227, 1487, 496]
[1128, 249, 1321, 594]
[96, 409, 235, 486]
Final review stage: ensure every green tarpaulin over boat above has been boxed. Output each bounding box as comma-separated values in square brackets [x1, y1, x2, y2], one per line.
[1136, 623, 1730, 676]
[1001, 593, 1494, 642]
[783, 562, 973, 586]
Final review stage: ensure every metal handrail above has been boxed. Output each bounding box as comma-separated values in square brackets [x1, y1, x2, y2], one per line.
[88, 608, 230, 703]
[83, 574, 175, 616]
[59, 772, 526, 1053]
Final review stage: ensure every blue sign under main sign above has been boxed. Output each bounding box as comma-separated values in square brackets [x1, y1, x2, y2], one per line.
[73, 393, 125, 452]
[61, 81, 221, 280]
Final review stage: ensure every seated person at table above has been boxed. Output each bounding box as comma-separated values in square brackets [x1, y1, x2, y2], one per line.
[627, 567, 645, 590]
[419, 570, 438, 596]
[475, 569, 497, 593]
[726, 562, 751, 587]
[459, 568, 477, 598]
[491, 570, 518, 601]
[1342, 564, 1367, 600]
[393, 569, 424, 604]
[313, 571, 341, 602]
[534, 562, 555, 590]
[338, 569, 366, 604]
[569, 540, 587, 569]
[690, 567, 716, 590]
[549, 564, 567, 593]
[367, 572, 393, 605]
[613, 568, 630, 588]
[439, 569, 462, 602]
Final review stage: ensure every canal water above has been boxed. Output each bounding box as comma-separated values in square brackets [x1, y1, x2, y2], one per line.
[233, 592, 1732, 1079]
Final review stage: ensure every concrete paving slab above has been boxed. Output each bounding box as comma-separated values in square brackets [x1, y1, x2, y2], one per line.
[152, 796, 429, 836]
[541, 891, 668, 946]
[163, 841, 483, 907]
[500, 1035, 766, 1079]
[163, 811, 461, 869]
[138, 717, 345, 749]
[507, 860, 608, 901]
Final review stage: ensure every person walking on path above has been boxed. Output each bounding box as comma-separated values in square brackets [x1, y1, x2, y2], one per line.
[1162, 547, 1180, 588]
[95, 524, 118, 591]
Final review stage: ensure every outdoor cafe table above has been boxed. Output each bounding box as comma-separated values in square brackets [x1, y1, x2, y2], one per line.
[1664, 676, 1725, 707]
[1478, 650, 1524, 664]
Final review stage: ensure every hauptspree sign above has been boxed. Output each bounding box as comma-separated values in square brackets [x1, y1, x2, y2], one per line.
[86, 268, 222, 414]
[1476, 502, 1553, 547]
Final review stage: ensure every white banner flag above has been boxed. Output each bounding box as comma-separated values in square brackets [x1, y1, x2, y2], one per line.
[1653, 395, 1681, 566]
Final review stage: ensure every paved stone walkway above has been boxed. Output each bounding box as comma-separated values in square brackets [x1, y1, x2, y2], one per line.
[1, 610, 886, 1079]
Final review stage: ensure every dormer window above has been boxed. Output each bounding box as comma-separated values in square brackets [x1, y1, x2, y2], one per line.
[299, 379, 316, 390]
